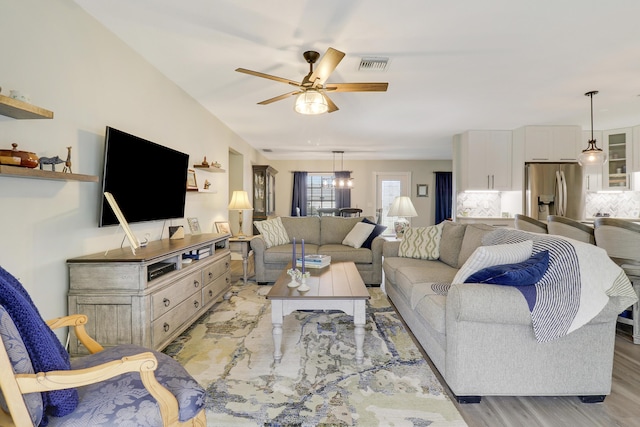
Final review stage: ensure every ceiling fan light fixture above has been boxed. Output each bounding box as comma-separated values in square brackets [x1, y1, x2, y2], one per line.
[578, 90, 607, 166]
[294, 90, 328, 115]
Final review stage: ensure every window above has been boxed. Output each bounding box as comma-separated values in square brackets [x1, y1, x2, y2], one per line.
[306, 173, 336, 215]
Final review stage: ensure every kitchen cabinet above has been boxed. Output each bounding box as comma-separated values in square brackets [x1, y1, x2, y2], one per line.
[603, 128, 632, 189]
[456, 130, 512, 191]
[517, 126, 582, 162]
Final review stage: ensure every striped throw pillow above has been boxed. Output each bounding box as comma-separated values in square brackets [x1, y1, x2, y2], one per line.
[452, 239, 533, 284]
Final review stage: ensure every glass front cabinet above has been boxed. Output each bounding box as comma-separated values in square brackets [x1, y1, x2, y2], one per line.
[603, 128, 632, 189]
[252, 165, 278, 229]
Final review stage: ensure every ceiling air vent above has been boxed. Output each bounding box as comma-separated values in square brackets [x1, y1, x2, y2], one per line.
[358, 57, 389, 72]
[262, 148, 273, 153]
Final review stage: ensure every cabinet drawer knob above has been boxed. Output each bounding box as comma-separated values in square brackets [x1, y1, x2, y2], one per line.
[208, 272, 213, 279]
[226, 276, 230, 283]
[193, 300, 199, 309]
[163, 323, 170, 332]
[193, 279, 200, 288]
[163, 298, 170, 307]
[225, 261, 229, 269]
[208, 289, 213, 297]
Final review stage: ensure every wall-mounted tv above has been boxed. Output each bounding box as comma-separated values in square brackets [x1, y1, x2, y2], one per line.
[99, 126, 189, 227]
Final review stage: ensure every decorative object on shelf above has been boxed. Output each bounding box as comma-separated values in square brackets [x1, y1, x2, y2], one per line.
[417, 184, 428, 197]
[201, 156, 209, 167]
[62, 146, 73, 173]
[186, 169, 198, 190]
[187, 217, 201, 235]
[578, 91, 607, 166]
[9, 89, 30, 103]
[204, 179, 211, 190]
[228, 190, 253, 238]
[168, 225, 185, 240]
[215, 221, 231, 235]
[388, 196, 418, 238]
[39, 155, 64, 171]
[212, 161, 222, 168]
[0, 143, 38, 168]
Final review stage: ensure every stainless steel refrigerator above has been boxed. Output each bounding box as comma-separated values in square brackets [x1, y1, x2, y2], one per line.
[524, 163, 584, 221]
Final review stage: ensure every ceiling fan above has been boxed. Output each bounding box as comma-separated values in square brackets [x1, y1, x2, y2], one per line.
[235, 47, 388, 114]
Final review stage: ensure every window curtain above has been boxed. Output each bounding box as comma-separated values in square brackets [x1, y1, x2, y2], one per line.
[435, 171, 452, 224]
[334, 171, 351, 209]
[291, 171, 308, 216]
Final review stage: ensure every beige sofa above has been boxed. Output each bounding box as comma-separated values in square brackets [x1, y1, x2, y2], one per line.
[251, 216, 384, 285]
[383, 221, 637, 403]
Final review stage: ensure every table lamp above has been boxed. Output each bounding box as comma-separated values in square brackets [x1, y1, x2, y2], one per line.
[388, 196, 418, 238]
[228, 190, 253, 238]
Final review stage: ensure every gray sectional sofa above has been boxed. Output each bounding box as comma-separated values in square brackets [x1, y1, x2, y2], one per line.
[383, 221, 637, 403]
[251, 216, 384, 285]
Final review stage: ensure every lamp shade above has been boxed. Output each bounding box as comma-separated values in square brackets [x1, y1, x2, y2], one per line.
[228, 190, 253, 211]
[387, 196, 417, 217]
[577, 140, 607, 166]
[294, 90, 328, 115]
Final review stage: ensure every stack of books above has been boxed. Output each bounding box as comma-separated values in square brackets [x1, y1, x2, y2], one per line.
[296, 254, 331, 269]
[183, 247, 211, 260]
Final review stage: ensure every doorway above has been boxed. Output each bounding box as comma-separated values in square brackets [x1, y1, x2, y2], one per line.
[374, 172, 411, 233]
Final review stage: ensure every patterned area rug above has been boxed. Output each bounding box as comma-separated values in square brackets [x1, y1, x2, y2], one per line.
[164, 283, 467, 427]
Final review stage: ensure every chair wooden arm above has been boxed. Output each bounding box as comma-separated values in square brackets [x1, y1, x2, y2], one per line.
[15, 352, 180, 425]
[46, 314, 104, 354]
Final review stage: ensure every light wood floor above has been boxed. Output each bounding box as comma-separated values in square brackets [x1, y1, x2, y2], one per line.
[231, 261, 639, 426]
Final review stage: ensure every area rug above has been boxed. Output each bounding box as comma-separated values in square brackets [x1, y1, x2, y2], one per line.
[164, 283, 467, 427]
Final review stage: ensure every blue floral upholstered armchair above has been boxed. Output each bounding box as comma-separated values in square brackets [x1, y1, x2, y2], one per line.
[0, 266, 206, 426]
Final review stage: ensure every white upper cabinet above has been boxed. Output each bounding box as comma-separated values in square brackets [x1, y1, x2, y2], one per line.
[456, 130, 512, 191]
[603, 128, 632, 189]
[520, 126, 582, 162]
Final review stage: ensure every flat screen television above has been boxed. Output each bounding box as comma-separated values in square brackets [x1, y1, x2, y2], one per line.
[99, 126, 189, 227]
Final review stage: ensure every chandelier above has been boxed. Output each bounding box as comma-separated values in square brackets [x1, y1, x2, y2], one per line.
[323, 151, 354, 188]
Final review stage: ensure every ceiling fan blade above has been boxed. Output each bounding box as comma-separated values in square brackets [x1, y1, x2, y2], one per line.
[257, 91, 301, 105]
[309, 47, 345, 88]
[236, 68, 301, 87]
[323, 93, 339, 113]
[325, 82, 389, 92]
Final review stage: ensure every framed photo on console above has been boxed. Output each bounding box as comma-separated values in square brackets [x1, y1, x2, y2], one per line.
[187, 217, 201, 235]
[215, 221, 231, 235]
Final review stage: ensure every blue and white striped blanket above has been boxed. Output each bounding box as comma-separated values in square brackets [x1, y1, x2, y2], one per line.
[482, 229, 637, 342]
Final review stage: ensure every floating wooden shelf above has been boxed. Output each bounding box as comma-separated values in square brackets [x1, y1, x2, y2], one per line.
[0, 94, 53, 119]
[193, 165, 225, 173]
[0, 164, 98, 182]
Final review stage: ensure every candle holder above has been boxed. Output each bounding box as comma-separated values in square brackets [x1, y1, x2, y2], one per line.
[287, 268, 300, 288]
[297, 271, 311, 292]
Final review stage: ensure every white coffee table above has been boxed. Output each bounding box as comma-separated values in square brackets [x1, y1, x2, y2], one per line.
[266, 261, 370, 364]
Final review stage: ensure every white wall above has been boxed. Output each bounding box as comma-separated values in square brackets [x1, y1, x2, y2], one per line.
[267, 159, 452, 227]
[0, 0, 265, 323]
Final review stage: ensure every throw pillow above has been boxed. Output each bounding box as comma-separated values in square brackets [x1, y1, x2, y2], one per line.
[398, 223, 444, 260]
[361, 218, 387, 249]
[452, 239, 533, 284]
[254, 217, 290, 248]
[439, 221, 466, 268]
[342, 222, 376, 248]
[464, 250, 549, 286]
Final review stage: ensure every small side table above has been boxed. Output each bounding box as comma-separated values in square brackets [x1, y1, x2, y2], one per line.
[229, 236, 255, 285]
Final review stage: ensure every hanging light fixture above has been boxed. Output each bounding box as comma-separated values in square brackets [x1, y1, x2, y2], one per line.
[323, 151, 354, 188]
[294, 89, 328, 115]
[578, 91, 607, 166]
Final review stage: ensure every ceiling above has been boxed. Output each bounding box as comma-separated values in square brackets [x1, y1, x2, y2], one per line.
[74, 0, 640, 161]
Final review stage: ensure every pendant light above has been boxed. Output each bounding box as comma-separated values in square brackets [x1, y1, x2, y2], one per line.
[578, 91, 607, 166]
[323, 151, 354, 188]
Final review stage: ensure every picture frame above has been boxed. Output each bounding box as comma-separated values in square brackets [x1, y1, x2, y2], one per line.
[215, 221, 231, 235]
[417, 184, 429, 197]
[186, 169, 198, 190]
[187, 217, 201, 235]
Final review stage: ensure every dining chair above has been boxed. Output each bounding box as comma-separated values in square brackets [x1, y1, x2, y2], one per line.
[339, 208, 362, 217]
[547, 215, 595, 244]
[0, 266, 207, 426]
[514, 214, 548, 234]
[593, 217, 640, 344]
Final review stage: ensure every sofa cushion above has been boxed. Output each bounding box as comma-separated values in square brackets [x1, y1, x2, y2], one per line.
[361, 218, 387, 249]
[342, 222, 376, 248]
[465, 250, 550, 286]
[394, 262, 458, 307]
[264, 243, 320, 263]
[382, 256, 427, 284]
[320, 216, 364, 245]
[399, 223, 444, 260]
[453, 240, 533, 284]
[281, 216, 321, 245]
[318, 244, 373, 263]
[457, 223, 496, 267]
[254, 217, 290, 248]
[439, 221, 467, 268]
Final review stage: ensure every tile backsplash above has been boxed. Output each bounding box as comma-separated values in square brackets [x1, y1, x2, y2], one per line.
[457, 192, 501, 217]
[585, 192, 640, 219]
